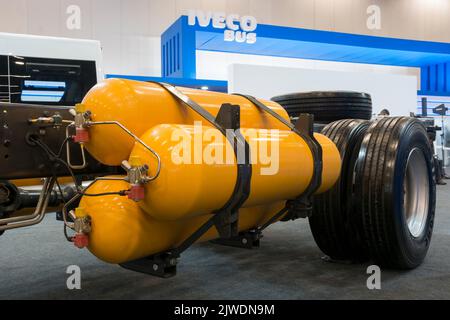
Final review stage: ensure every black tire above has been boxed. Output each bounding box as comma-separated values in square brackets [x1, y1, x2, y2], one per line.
[272, 91, 372, 123]
[354, 117, 436, 269]
[309, 119, 370, 261]
[313, 122, 328, 133]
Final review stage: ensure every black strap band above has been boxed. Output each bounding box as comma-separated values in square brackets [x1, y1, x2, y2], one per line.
[233, 93, 323, 200]
[148, 82, 251, 238]
[155, 82, 225, 134]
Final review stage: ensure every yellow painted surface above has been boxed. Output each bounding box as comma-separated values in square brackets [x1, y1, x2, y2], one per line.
[129, 124, 340, 221]
[130, 124, 237, 221]
[80, 180, 286, 264]
[80, 130, 340, 264]
[314, 133, 342, 194]
[82, 78, 290, 166]
[76, 78, 342, 264]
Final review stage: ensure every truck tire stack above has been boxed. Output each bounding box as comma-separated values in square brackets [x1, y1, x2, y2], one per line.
[272, 91, 373, 128]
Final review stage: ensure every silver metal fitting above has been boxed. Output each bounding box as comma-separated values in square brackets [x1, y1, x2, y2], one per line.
[73, 214, 92, 235]
[121, 158, 150, 202]
[121, 159, 150, 185]
[29, 114, 64, 127]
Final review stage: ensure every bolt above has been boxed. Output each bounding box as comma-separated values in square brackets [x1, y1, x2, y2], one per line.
[169, 258, 177, 266]
[242, 238, 248, 245]
[3, 140, 10, 147]
[152, 264, 159, 271]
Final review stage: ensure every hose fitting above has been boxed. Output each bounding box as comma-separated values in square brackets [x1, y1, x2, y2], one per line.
[72, 208, 91, 249]
[73, 104, 91, 143]
[122, 156, 150, 202]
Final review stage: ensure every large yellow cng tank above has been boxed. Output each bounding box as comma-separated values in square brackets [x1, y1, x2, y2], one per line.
[77, 78, 341, 264]
[129, 124, 339, 221]
[82, 78, 293, 166]
[80, 180, 287, 264]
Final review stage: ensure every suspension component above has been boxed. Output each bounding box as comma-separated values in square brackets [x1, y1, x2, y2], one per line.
[0, 180, 77, 218]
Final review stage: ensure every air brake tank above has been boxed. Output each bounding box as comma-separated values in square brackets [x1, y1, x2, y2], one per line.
[77, 79, 341, 264]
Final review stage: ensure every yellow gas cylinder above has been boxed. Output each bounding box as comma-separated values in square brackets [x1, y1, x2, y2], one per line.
[81, 78, 292, 166]
[76, 78, 342, 264]
[78, 128, 340, 263]
[129, 124, 340, 221]
[79, 180, 287, 264]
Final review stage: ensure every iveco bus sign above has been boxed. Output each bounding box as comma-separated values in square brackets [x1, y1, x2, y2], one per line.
[187, 10, 257, 44]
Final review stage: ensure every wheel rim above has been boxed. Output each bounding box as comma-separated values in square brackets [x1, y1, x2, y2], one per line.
[403, 147, 430, 237]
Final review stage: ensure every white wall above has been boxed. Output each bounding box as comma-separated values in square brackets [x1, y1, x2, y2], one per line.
[228, 64, 418, 116]
[197, 50, 420, 86]
[0, 0, 449, 76]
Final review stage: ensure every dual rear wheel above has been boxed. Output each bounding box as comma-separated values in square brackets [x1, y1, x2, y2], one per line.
[309, 117, 436, 269]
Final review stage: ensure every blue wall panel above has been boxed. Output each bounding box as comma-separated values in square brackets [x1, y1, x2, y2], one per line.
[430, 64, 437, 92]
[438, 63, 446, 92]
[444, 62, 450, 93]
[421, 66, 430, 92]
[160, 16, 197, 78]
[420, 63, 450, 95]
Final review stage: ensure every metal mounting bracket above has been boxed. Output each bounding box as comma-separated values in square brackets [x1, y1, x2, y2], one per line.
[210, 230, 262, 249]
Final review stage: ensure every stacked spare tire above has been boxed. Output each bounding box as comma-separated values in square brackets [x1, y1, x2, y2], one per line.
[273, 91, 435, 269]
[272, 91, 373, 130]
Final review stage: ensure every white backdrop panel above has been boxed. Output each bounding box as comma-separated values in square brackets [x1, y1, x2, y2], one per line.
[228, 64, 418, 116]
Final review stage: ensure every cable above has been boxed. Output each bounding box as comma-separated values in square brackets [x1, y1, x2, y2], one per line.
[48, 167, 74, 243]
[31, 135, 130, 238]
[57, 137, 70, 158]
[31, 136, 126, 198]
[55, 178, 74, 242]
[31, 136, 80, 189]
[78, 190, 128, 197]
[63, 224, 72, 242]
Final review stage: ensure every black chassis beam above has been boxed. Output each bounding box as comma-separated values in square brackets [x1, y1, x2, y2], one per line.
[0, 102, 119, 180]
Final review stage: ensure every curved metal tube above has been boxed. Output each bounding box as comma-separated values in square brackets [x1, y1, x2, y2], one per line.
[0, 178, 51, 225]
[88, 121, 161, 181]
[0, 177, 56, 231]
[66, 124, 87, 170]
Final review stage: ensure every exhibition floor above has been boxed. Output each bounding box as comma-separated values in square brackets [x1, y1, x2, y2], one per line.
[1, 182, 449, 300]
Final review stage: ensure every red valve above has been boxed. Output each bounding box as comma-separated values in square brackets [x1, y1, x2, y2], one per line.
[72, 233, 89, 249]
[73, 127, 90, 143]
[128, 184, 145, 202]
